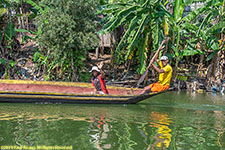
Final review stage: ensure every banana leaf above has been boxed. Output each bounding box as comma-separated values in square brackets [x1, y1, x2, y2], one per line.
[196, 12, 213, 37]
[102, 5, 138, 32]
[207, 21, 225, 34]
[181, 0, 222, 23]
[115, 15, 140, 54]
[100, 3, 130, 14]
[181, 48, 203, 56]
[206, 49, 219, 61]
[5, 21, 16, 41]
[174, 25, 180, 57]
[137, 30, 149, 74]
[0, 0, 10, 7]
[181, 5, 209, 22]
[125, 14, 149, 60]
[24, 0, 44, 14]
[15, 28, 34, 34]
[152, 23, 159, 49]
[174, 0, 184, 22]
[99, 0, 107, 5]
[211, 41, 219, 50]
[0, 8, 7, 17]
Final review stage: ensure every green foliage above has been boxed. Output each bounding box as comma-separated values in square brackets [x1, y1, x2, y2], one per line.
[100, 0, 170, 74]
[9, 60, 15, 67]
[100, 0, 225, 78]
[0, 58, 6, 65]
[0, 30, 2, 42]
[15, 28, 35, 44]
[137, 30, 149, 74]
[207, 21, 225, 34]
[24, 0, 45, 14]
[0, 8, 7, 17]
[0, 0, 224, 81]
[5, 21, 16, 41]
[181, 0, 225, 61]
[164, 0, 225, 66]
[1, 0, 36, 45]
[36, 0, 99, 81]
[79, 72, 91, 82]
[174, 0, 184, 22]
[33, 50, 47, 65]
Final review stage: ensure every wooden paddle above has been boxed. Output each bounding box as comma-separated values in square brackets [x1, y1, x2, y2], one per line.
[137, 39, 167, 86]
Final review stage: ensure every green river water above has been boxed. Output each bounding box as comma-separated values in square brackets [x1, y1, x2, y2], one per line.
[0, 91, 224, 150]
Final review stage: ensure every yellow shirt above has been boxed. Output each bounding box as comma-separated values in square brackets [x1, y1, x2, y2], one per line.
[158, 61, 172, 86]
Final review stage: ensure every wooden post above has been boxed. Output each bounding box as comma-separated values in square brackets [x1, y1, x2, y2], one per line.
[20, 8, 25, 29]
[26, 15, 29, 31]
[100, 35, 104, 56]
[96, 47, 99, 59]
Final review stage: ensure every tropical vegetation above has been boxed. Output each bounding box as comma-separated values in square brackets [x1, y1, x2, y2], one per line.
[99, 0, 225, 87]
[35, 0, 99, 81]
[0, 0, 224, 87]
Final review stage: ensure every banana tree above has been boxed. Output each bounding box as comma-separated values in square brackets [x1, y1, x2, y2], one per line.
[162, 0, 204, 80]
[165, 0, 211, 65]
[100, 0, 205, 75]
[181, 0, 225, 56]
[180, 0, 225, 80]
[99, 0, 171, 74]
[157, 0, 223, 82]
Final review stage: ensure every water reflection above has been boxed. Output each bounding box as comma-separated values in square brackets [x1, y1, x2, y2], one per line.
[88, 114, 112, 149]
[149, 112, 172, 149]
[0, 92, 224, 149]
[214, 111, 225, 148]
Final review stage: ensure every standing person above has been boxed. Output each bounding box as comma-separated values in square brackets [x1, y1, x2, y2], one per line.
[90, 62, 108, 94]
[141, 49, 172, 94]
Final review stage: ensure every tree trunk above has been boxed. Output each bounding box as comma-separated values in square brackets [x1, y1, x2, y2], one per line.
[197, 55, 204, 77]
[172, 58, 179, 85]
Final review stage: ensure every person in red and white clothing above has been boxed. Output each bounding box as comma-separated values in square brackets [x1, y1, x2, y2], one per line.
[90, 62, 108, 94]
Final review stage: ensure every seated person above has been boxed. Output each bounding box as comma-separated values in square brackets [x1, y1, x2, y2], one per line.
[90, 62, 108, 94]
[141, 51, 172, 94]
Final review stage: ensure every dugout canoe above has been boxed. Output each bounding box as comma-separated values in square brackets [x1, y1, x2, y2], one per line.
[0, 80, 173, 104]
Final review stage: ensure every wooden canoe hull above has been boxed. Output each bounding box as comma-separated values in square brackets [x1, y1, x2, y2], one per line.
[0, 80, 172, 104]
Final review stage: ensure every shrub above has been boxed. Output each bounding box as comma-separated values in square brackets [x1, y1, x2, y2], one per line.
[36, 0, 99, 81]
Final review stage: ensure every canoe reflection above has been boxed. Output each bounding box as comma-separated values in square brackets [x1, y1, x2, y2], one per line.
[89, 113, 112, 149]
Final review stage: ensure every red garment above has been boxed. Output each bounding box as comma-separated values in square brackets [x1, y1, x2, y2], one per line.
[91, 75, 108, 94]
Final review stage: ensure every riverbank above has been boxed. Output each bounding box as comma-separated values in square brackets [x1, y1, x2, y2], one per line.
[0, 40, 224, 94]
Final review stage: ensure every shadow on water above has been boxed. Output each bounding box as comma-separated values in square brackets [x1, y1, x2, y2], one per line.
[0, 91, 224, 149]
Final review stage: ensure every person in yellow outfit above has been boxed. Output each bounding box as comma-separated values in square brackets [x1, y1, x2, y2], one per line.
[141, 50, 172, 94]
